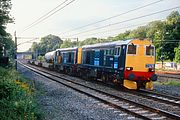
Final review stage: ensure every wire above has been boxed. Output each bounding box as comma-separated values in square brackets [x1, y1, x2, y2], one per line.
[70, 19, 166, 37]
[23, 0, 75, 32]
[65, 6, 180, 37]
[63, 22, 149, 37]
[23, 0, 69, 31]
[17, 37, 39, 39]
[23, 0, 76, 32]
[59, 0, 165, 35]
[17, 38, 40, 46]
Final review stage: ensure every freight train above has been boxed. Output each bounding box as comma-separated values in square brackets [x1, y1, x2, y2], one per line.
[30, 38, 157, 90]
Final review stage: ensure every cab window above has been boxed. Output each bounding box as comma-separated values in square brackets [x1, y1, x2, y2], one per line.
[127, 44, 136, 54]
[146, 46, 155, 56]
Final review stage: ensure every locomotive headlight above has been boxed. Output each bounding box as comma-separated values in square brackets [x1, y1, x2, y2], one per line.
[126, 67, 133, 71]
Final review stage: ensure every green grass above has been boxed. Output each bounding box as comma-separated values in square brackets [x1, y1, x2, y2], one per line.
[154, 80, 180, 86]
[166, 81, 180, 86]
[0, 67, 41, 120]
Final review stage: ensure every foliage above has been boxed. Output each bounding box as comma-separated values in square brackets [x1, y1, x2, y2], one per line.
[59, 37, 111, 48]
[162, 11, 180, 61]
[174, 44, 180, 63]
[0, 0, 14, 59]
[79, 37, 110, 46]
[113, 30, 131, 40]
[146, 20, 164, 39]
[0, 67, 41, 119]
[30, 42, 38, 53]
[166, 81, 180, 86]
[37, 55, 44, 62]
[0, 0, 13, 26]
[29, 34, 63, 55]
[60, 39, 76, 48]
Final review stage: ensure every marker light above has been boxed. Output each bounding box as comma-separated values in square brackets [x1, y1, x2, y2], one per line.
[149, 68, 155, 72]
[126, 67, 133, 71]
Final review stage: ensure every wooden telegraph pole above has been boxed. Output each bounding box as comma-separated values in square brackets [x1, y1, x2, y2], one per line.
[14, 31, 17, 70]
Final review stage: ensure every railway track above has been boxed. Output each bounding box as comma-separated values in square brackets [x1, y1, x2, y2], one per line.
[157, 74, 180, 80]
[96, 81, 180, 109]
[137, 90, 180, 106]
[19, 61, 180, 120]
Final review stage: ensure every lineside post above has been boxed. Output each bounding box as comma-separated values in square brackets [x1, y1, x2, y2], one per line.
[14, 31, 17, 70]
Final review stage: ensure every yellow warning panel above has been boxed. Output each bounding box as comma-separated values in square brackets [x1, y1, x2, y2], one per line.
[145, 81, 153, 90]
[77, 48, 82, 64]
[123, 79, 137, 90]
[58, 56, 62, 64]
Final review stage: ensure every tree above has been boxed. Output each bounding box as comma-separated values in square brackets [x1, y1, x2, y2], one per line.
[79, 37, 110, 46]
[162, 11, 180, 61]
[60, 39, 74, 48]
[29, 42, 38, 52]
[0, 34, 14, 58]
[0, 0, 13, 26]
[128, 26, 148, 39]
[146, 20, 164, 39]
[174, 44, 180, 63]
[113, 31, 131, 41]
[0, 0, 14, 58]
[29, 34, 62, 55]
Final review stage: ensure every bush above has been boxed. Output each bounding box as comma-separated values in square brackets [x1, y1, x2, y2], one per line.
[0, 67, 41, 120]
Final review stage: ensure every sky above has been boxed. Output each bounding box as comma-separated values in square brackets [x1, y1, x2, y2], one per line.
[6, 0, 180, 52]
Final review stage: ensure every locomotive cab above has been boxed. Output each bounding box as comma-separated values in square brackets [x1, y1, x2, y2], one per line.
[123, 39, 157, 90]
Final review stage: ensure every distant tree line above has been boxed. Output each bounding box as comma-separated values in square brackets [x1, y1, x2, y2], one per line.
[28, 34, 63, 56]
[29, 11, 180, 63]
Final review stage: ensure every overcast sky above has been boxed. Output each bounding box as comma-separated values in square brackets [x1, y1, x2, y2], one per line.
[6, 0, 180, 52]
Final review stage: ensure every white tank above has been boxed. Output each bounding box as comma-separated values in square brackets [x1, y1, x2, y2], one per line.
[44, 51, 56, 63]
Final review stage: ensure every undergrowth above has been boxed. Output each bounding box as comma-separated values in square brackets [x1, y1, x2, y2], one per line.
[0, 67, 41, 120]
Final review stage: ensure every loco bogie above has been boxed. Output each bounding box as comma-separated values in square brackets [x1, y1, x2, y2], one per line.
[34, 61, 38, 66]
[34, 61, 41, 66]
[28, 60, 35, 65]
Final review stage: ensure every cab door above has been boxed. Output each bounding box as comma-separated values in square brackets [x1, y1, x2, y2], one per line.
[115, 45, 127, 79]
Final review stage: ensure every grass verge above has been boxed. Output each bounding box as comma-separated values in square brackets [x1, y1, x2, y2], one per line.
[154, 80, 180, 86]
[0, 67, 41, 120]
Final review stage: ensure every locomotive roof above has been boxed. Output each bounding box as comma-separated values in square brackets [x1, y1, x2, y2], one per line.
[56, 47, 78, 52]
[82, 39, 132, 49]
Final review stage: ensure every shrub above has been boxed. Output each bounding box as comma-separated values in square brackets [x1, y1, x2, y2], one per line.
[0, 67, 41, 120]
